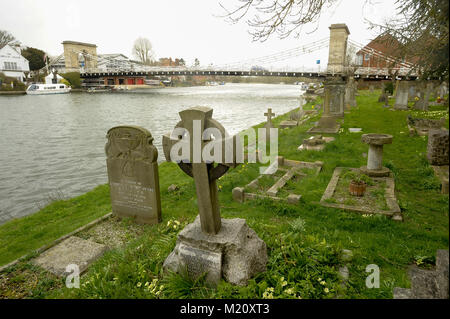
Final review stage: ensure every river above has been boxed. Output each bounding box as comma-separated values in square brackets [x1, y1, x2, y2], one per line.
[0, 83, 303, 224]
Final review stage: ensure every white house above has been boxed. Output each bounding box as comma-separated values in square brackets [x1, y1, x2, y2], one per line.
[0, 44, 30, 82]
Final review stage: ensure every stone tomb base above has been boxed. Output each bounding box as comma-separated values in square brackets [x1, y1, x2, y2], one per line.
[319, 167, 402, 221]
[279, 120, 298, 129]
[432, 165, 449, 194]
[298, 136, 335, 151]
[163, 216, 267, 286]
[32, 236, 108, 276]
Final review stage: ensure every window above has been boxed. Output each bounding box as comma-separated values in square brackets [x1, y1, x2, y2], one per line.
[364, 54, 370, 61]
[3, 62, 18, 70]
[60, 85, 65, 89]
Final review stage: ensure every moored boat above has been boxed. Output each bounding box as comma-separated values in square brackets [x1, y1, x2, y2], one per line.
[26, 83, 71, 95]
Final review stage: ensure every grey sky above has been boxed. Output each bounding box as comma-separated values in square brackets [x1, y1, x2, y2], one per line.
[1, 0, 398, 68]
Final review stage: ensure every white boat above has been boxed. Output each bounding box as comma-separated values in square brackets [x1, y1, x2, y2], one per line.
[26, 83, 71, 95]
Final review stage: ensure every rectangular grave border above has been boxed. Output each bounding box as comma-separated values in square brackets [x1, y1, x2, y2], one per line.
[317, 167, 402, 219]
[0, 212, 113, 273]
[236, 157, 323, 204]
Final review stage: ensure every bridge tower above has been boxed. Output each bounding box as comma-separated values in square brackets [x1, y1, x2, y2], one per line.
[62, 41, 98, 73]
[327, 24, 350, 74]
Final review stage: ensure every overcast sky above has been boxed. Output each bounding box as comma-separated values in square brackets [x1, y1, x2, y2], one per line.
[1, 0, 399, 68]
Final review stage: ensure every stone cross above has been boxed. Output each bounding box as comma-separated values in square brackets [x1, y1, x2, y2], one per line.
[162, 107, 239, 235]
[264, 108, 275, 128]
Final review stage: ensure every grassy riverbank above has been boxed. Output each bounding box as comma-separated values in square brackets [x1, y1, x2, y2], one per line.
[0, 89, 448, 299]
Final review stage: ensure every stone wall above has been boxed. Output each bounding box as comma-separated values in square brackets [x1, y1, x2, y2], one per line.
[427, 129, 449, 166]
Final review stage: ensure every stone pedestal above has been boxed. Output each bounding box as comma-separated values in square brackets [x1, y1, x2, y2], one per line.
[394, 81, 409, 110]
[163, 216, 267, 286]
[360, 133, 393, 177]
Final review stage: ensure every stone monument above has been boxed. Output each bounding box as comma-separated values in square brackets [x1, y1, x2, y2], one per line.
[427, 129, 449, 194]
[394, 81, 409, 110]
[105, 126, 162, 224]
[162, 106, 267, 286]
[264, 108, 275, 142]
[308, 78, 341, 134]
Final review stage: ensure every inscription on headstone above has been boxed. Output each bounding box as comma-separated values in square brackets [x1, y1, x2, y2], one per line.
[178, 243, 222, 284]
[105, 126, 161, 224]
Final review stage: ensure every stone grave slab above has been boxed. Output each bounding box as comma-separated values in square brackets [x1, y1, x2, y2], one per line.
[407, 116, 447, 136]
[348, 128, 362, 133]
[232, 157, 323, 204]
[279, 120, 298, 129]
[32, 236, 107, 277]
[106, 125, 162, 224]
[394, 249, 449, 299]
[298, 135, 335, 151]
[318, 167, 402, 220]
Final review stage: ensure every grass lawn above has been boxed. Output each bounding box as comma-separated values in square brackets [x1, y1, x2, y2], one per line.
[0, 89, 448, 299]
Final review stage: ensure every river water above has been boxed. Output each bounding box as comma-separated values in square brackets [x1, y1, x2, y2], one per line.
[0, 83, 303, 224]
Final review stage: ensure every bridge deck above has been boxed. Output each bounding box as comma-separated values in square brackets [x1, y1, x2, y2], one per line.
[80, 69, 419, 80]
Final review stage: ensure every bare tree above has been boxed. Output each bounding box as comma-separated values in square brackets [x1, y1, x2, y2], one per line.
[132, 37, 154, 65]
[219, 0, 338, 42]
[366, 0, 449, 80]
[0, 30, 18, 47]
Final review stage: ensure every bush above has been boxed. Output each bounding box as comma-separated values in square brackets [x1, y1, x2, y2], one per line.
[0, 73, 26, 91]
[61, 72, 82, 88]
[384, 82, 394, 95]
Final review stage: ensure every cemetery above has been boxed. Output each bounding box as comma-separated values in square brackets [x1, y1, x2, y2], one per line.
[0, 86, 449, 300]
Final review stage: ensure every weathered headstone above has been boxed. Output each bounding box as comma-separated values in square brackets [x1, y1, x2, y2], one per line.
[105, 126, 162, 224]
[308, 78, 341, 133]
[329, 78, 345, 118]
[162, 106, 267, 286]
[414, 82, 433, 111]
[427, 129, 449, 166]
[394, 81, 409, 110]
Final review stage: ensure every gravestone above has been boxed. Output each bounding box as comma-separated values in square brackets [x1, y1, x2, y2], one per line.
[298, 135, 335, 151]
[427, 129, 449, 194]
[162, 106, 267, 286]
[32, 236, 107, 277]
[264, 108, 275, 142]
[105, 126, 162, 224]
[328, 78, 345, 118]
[394, 81, 409, 110]
[414, 82, 433, 111]
[308, 78, 341, 133]
[427, 129, 449, 166]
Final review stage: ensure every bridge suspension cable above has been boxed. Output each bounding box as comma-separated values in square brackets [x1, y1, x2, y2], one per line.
[213, 37, 330, 70]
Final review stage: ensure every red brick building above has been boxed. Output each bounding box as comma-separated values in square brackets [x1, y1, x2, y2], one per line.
[356, 33, 413, 69]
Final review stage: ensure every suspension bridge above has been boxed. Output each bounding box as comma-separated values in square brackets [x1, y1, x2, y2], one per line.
[51, 24, 423, 82]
